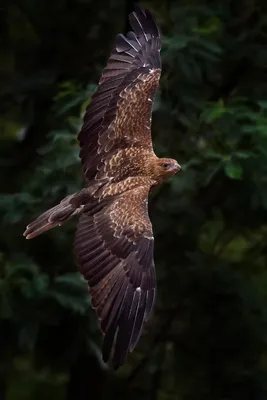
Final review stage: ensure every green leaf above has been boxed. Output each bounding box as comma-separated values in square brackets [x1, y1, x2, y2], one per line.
[257, 100, 267, 109]
[202, 101, 230, 122]
[234, 151, 254, 159]
[224, 160, 243, 179]
[194, 17, 221, 35]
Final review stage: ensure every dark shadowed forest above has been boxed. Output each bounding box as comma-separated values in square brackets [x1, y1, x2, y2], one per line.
[1, 0, 267, 399]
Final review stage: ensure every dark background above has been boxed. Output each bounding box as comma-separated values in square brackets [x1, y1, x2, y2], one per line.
[1, 0, 267, 399]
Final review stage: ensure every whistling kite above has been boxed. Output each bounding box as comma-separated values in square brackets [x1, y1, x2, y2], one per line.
[24, 6, 181, 368]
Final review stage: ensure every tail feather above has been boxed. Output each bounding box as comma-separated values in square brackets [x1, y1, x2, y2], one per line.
[24, 194, 82, 239]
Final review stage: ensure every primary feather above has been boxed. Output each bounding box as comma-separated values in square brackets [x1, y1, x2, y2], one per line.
[23, 5, 180, 369]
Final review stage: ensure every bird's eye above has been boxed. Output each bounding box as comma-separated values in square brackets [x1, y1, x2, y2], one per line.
[162, 163, 170, 168]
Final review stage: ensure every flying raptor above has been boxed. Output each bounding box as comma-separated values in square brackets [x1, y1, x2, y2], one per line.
[24, 5, 181, 368]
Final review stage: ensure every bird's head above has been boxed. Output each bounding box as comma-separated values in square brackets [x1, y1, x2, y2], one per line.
[150, 157, 181, 183]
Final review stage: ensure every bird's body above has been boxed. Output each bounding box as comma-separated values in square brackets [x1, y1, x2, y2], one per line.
[24, 6, 180, 368]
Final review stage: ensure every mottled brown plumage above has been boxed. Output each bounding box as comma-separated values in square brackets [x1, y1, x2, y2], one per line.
[23, 6, 181, 368]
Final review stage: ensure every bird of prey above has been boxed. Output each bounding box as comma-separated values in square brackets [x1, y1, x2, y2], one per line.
[24, 5, 181, 368]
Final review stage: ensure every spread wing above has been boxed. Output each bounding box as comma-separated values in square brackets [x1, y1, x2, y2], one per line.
[74, 184, 156, 368]
[78, 6, 162, 181]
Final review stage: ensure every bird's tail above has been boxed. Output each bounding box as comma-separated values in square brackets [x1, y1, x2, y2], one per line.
[23, 193, 82, 239]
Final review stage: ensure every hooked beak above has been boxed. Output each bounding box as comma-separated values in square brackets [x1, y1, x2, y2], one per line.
[168, 162, 182, 174]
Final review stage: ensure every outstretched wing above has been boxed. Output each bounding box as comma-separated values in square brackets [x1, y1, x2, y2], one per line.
[78, 6, 162, 181]
[74, 184, 156, 368]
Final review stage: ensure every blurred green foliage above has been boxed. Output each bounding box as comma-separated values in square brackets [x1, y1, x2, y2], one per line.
[1, 0, 267, 399]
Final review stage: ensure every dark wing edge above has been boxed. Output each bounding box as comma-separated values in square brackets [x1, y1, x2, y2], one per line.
[78, 7, 162, 181]
[74, 185, 156, 368]
[100, 5, 162, 84]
